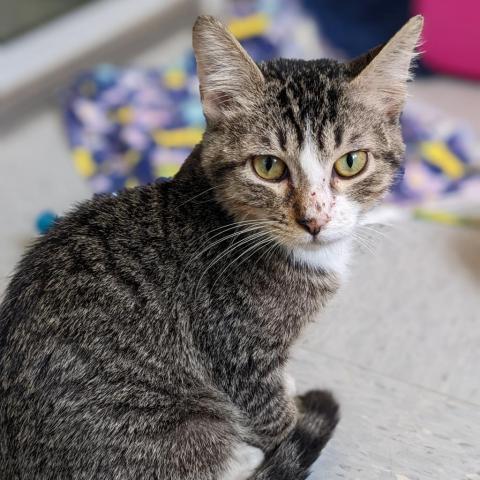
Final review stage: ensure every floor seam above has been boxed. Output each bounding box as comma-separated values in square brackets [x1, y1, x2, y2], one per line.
[294, 346, 480, 409]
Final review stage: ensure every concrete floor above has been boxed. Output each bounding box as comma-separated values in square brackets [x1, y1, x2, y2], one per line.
[1, 32, 480, 480]
[299, 220, 480, 479]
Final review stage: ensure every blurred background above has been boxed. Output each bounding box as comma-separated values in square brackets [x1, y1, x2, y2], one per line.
[1, 0, 479, 478]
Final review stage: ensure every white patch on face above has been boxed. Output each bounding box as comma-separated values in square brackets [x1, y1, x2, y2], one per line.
[285, 126, 361, 279]
[297, 133, 333, 222]
[298, 134, 325, 185]
[222, 443, 264, 480]
[320, 195, 361, 243]
[289, 195, 360, 278]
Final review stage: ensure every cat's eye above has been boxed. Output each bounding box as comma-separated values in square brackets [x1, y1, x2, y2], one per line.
[252, 155, 287, 182]
[334, 151, 368, 178]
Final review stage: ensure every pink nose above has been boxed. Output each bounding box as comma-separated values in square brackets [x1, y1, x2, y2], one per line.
[296, 217, 324, 236]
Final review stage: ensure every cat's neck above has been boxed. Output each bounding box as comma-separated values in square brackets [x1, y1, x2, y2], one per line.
[160, 147, 341, 400]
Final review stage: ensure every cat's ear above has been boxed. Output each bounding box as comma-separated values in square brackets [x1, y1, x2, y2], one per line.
[348, 15, 423, 118]
[347, 43, 385, 77]
[192, 15, 264, 122]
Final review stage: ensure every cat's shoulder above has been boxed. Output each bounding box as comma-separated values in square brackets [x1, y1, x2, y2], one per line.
[51, 182, 163, 238]
[15, 183, 162, 275]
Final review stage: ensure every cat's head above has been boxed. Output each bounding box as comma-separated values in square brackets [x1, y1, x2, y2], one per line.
[192, 15, 422, 270]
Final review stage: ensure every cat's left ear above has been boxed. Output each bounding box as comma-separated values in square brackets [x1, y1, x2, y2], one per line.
[192, 15, 265, 123]
[348, 15, 423, 118]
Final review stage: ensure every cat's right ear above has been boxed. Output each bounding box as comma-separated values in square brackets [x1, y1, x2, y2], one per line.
[347, 15, 423, 119]
[192, 15, 264, 123]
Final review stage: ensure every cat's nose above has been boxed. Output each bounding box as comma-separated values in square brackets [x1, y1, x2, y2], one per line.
[296, 217, 323, 236]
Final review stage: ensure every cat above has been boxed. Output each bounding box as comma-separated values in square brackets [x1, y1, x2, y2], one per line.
[0, 14, 422, 480]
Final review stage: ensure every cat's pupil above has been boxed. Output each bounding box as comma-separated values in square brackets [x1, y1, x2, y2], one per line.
[346, 153, 354, 169]
[264, 156, 274, 171]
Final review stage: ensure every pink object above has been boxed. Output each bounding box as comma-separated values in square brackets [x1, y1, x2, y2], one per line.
[413, 0, 480, 80]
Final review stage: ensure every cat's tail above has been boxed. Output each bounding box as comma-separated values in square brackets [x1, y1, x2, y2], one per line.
[250, 390, 339, 480]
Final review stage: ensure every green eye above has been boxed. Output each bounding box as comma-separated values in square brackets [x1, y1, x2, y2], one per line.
[252, 155, 287, 181]
[334, 151, 368, 178]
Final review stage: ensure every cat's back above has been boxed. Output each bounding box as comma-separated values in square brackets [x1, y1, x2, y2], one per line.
[1, 181, 165, 318]
[0, 181, 184, 382]
[0, 180, 235, 479]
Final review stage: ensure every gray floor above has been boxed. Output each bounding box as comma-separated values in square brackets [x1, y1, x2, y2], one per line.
[1, 37, 480, 480]
[297, 221, 480, 479]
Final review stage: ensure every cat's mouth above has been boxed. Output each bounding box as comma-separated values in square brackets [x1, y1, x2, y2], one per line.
[267, 225, 348, 251]
[312, 236, 336, 246]
[295, 232, 346, 250]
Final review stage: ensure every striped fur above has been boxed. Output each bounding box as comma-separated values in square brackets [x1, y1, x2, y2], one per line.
[0, 15, 422, 479]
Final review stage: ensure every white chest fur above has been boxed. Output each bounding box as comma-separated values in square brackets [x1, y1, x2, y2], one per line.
[290, 238, 353, 281]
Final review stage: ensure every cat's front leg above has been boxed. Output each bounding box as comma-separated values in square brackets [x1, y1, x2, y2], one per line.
[244, 374, 299, 453]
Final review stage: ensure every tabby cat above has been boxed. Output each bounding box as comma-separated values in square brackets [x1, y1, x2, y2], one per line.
[0, 14, 422, 480]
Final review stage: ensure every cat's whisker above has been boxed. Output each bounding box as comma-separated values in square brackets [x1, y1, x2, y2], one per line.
[195, 220, 284, 250]
[177, 186, 218, 208]
[267, 242, 282, 268]
[252, 238, 278, 271]
[351, 231, 376, 256]
[210, 235, 275, 292]
[355, 229, 377, 249]
[203, 218, 280, 234]
[200, 223, 275, 251]
[351, 237, 371, 255]
[358, 224, 402, 249]
[231, 235, 276, 270]
[197, 221, 272, 247]
[201, 230, 272, 274]
[203, 219, 280, 239]
[365, 221, 413, 244]
[193, 189, 240, 205]
[176, 224, 271, 292]
[359, 224, 391, 241]
[193, 230, 273, 299]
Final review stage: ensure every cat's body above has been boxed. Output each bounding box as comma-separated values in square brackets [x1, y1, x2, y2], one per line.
[0, 15, 422, 480]
[0, 154, 337, 479]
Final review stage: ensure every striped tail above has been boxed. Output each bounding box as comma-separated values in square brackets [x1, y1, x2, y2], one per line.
[250, 390, 339, 480]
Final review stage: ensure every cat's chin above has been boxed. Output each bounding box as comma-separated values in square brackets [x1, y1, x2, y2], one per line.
[288, 237, 352, 278]
[302, 236, 343, 249]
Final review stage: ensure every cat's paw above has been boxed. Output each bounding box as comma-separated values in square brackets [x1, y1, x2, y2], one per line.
[223, 443, 264, 480]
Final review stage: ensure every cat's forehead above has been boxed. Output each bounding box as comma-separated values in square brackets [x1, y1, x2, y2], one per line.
[257, 58, 356, 155]
[261, 58, 348, 80]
